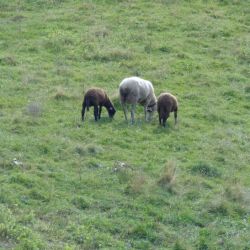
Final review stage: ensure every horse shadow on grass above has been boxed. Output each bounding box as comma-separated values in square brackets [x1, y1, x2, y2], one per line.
[153, 122, 179, 134]
[76, 117, 112, 128]
[76, 110, 179, 133]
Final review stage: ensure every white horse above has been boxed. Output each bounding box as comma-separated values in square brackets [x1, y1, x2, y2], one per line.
[119, 76, 157, 123]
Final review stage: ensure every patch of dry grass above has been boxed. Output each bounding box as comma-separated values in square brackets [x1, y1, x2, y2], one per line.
[158, 161, 176, 193]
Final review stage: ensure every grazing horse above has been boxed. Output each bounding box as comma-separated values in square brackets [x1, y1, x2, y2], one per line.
[119, 76, 157, 123]
[157, 92, 178, 127]
[82, 88, 116, 122]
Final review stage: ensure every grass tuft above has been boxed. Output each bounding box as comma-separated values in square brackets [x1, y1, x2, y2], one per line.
[245, 86, 250, 93]
[0, 56, 17, 66]
[93, 26, 110, 38]
[191, 162, 221, 178]
[74, 145, 86, 156]
[158, 161, 176, 193]
[173, 240, 187, 250]
[75, 144, 103, 156]
[0, 159, 13, 170]
[72, 196, 91, 210]
[87, 145, 104, 154]
[84, 48, 133, 62]
[11, 15, 25, 22]
[224, 184, 244, 203]
[126, 174, 147, 195]
[53, 87, 69, 100]
[207, 199, 232, 216]
[0, 204, 44, 249]
[87, 160, 104, 169]
[159, 46, 172, 53]
[207, 187, 248, 217]
[25, 102, 43, 117]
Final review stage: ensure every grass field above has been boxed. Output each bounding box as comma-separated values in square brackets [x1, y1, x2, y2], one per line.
[0, 0, 250, 249]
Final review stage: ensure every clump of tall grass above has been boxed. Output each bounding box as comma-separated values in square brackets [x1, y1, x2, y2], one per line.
[75, 144, 104, 157]
[158, 161, 176, 193]
[113, 161, 134, 185]
[125, 174, 147, 195]
[92, 26, 110, 39]
[0, 159, 13, 170]
[224, 184, 244, 202]
[0, 204, 44, 249]
[53, 87, 69, 100]
[22, 73, 39, 85]
[87, 160, 103, 169]
[207, 198, 232, 216]
[84, 47, 133, 62]
[11, 15, 25, 22]
[25, 102, 43, 117]
[87, 145, 103, 154]
[72, 196, 91, 210]
[191, 162, 221, 178]
[0, 56, 17, 66]
[173, 240, 186, 250]
[207, 183, 248, 217]
[245, 86, 250, 93]
[54, 88, 66, 100]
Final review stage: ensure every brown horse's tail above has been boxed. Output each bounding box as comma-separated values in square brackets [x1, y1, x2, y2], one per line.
[84, 97, 90, 111]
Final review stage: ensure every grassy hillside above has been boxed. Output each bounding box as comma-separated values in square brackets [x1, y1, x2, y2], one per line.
[0, 0, 249, 249]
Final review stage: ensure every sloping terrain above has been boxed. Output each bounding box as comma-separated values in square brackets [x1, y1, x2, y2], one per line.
[0, 0, 249, 249]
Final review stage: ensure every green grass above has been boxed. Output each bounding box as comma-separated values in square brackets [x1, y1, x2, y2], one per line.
[0, 0, 250, 249]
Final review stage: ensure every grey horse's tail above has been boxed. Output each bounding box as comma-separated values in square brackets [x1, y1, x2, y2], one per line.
[119, 87, 130, 103]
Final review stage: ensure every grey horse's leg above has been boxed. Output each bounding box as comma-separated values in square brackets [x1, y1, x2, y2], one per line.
[144, 106, 147, 121]
[122, 103, 128, 121]
[131, 104, 136, 124]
